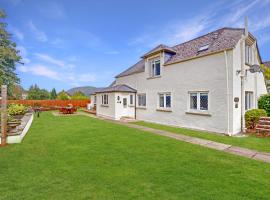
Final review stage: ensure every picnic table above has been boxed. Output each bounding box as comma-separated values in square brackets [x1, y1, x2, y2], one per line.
[59, 107, 77, 114]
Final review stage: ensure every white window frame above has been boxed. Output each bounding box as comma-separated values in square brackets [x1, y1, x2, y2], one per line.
[188, 91, 209, 112]
[101, 94, 109, 105]
[137, 93, 146, 107]
[158, 92, 171, 110]
[149, 57, 161, 77]
[245, 91, 254, 110]
[245, 45, 252, 65]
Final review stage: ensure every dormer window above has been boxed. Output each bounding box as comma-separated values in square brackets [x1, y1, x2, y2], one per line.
[198, 44, 209, 52]
[150, 58, 161, 77]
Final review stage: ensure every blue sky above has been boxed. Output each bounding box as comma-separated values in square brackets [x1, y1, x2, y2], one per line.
[2, 0, 270, 92]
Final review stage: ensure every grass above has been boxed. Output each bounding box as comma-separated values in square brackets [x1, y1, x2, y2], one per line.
[132, 121, 270, 153]
[0, 112, 270, 199]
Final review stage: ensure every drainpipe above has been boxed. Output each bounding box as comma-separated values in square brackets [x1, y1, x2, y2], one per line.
[134, 92, 137, 119]
[224, 50, 231, 136]
[241, 17, 249, 133]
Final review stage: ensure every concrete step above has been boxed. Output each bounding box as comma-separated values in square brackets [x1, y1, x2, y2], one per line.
[260, 117, 270, 121]
[256, 127, 270, 132]
[258, 120, 270, 125]
[257, 124, 270, 129]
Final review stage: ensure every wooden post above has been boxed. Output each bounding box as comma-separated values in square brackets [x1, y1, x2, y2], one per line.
[1, 85, 7, 146]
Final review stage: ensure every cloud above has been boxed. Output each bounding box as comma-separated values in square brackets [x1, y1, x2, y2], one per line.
[18, 64, 60, 80]
[17, 46, 30, 64]
[104, 51, 120, 55]
[27, 21, 48, 42]
[9, 26, 24, 41]
[34, 53, 75, 69]
[37, 2, 66, 19]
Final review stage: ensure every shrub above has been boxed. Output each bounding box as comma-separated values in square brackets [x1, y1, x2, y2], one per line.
[245, 109, 267, 129]
[8, 104, 27, 116]
[258, 94, 270, 116]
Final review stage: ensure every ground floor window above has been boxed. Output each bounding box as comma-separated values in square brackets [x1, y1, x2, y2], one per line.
[158, 93, 171, 109]
[130, 94, 134, 105]
[138, 94, 146, 107]
[102, 94, 108, 105]
[245, 91, 253, 110]
[189, 92, 208, 111]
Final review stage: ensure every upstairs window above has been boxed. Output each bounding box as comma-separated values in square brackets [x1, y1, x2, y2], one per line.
[245, 45, 252, 65]
[150, 58, 161, 77]
[158, 93, 171, 109]
[101, 94, 108, 105]
[189, 92, 209, 111]
[138, 94, 146, 107]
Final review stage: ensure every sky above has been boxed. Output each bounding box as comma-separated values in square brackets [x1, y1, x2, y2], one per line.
[2, 0, 270, 92]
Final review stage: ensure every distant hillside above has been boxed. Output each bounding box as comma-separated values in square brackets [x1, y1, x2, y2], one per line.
[67, 86, 101, 96]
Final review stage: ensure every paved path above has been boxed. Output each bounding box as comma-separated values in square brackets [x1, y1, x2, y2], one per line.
[74, 112, 270, 164]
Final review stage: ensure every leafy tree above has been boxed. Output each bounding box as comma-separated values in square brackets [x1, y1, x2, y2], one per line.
[71, 91, 88, 100]
[261, 64, 270, 80]
[50, 88, 57, 99]
[27, 84, 50, 100]
[0, 10, 21, 95]
[57, 90, 70, 100]
[9, 84, 24, 100]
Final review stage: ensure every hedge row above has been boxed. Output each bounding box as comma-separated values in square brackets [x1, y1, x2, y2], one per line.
[5, 100, 90, 108]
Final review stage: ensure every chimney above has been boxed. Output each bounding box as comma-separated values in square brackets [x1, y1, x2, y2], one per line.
[245, 16, 248, 37]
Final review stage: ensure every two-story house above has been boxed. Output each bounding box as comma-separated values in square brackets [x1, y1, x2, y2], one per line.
[90, 27, 267, 135]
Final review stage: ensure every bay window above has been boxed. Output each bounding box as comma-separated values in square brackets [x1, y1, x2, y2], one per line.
[101, 94, 108, 105]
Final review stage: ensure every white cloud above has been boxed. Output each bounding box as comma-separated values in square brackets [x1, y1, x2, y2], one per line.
[38, 2, 66, 19]
[34, 53, 75, 69]
[27, 21, 48, 42]
[18, 64, 60, 80]
[10, 26, 24, 41]
[17, 46, 31, 64]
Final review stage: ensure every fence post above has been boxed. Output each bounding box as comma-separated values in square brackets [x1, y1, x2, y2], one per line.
[1, 85, 8, 146]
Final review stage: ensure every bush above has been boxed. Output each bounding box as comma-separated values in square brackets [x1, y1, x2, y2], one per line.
[245, 109, 267, 129]
[258, 94, 270, 116]
[8, 104, 27, 116]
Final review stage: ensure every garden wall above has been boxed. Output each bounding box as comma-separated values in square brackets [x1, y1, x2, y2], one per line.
[6, 100, 90, 108]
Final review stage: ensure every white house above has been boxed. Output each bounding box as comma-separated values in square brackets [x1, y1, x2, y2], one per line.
[92, 26, 267, 135]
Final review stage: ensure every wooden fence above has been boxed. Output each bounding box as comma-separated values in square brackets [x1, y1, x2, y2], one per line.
[6, 100, 90, 108]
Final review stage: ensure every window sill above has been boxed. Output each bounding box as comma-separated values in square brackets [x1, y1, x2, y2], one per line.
[156, 108, 172, 112]
[137, 106, 146, 110]
[147, 75, 161, 80]
[101, 104, 109, 107]
[185, 110, 211, 116]
[129, 105, 135, 107]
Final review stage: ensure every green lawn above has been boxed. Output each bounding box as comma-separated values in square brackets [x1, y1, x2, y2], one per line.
[0, 112, 270, 199]
[133, 121, 270, 153]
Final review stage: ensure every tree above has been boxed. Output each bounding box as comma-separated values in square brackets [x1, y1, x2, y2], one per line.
[57, 90, 70, 100]
[71, 91, 88, 100]
[27, 84, 50, 100]
[0, 10, 21, 95]
[50, 88, 57, 99]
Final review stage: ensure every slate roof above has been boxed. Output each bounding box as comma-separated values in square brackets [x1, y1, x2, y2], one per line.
[116, 27, 247, 78]
[263, 61, 270, 68]
[94, 84, 136, 93]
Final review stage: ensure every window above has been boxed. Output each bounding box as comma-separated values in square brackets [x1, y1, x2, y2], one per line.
[123, 98, 127, 107]
[130, 94, 134, 105]
[138, 94, 146, 107]
[158, 93, 171, 109]
[101, 94, 108, 105]
[94, 95, 97, 104]
[245, 91, 253, 110]
[150, 58, 161, 77]
[245, 45, 252, 64]
[189, 92, 209, 111]
[198, 44, 209, 52]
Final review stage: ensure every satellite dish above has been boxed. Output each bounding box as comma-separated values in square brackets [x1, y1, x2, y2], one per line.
[249, 64, 262, 73]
